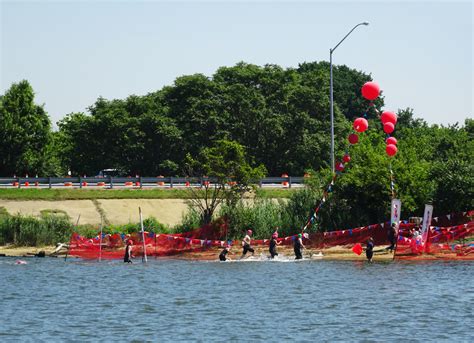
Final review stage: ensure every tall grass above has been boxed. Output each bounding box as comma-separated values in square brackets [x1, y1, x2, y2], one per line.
[0, 211, 172, 246]
[219, 188, 319, 239]
[0, 213, 72, 246]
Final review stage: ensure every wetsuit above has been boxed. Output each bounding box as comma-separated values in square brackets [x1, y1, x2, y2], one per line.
[366, 241, 374, 261]
[242, 243, 255, 255]
[219, 248, 229, 261]
[294, 238, 303, 260]
[269, 238, 278, 258]
[124, 245, 132, 263]
[242, 235, 255, 256]
[387, 228, 396, 251]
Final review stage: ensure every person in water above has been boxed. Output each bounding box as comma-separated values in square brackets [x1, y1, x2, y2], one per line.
[124, 240, 133, 263]
[269, 232, 281, 259]
[366, 237, 374, 263]
[386, 223, 397, 252]
[294, 233, 305, 260]
[219, 245, 232, 261]
[240, 229, 255, 259]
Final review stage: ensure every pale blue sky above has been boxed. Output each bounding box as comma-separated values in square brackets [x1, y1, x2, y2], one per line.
[1, 0, 472, 128]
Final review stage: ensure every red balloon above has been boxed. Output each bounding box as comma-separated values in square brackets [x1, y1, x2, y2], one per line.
[335, 162, 345, 172]
[386, 137, 398, 145]
[348, 133, 359, 144]
[343, 154, 351, 163]
[386, 144, 398, 157]
[353, 118, 368, 133]
[361, 82, 380, 101]
[381, 111, 397, 125]
[383, 122, 395, 134]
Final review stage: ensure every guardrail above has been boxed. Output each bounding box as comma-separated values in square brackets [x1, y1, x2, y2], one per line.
[0, 176, 306, 189]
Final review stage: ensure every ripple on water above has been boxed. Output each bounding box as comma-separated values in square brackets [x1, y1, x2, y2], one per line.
[1, 258, 473, 341]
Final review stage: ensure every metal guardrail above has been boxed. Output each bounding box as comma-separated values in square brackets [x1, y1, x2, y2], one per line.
[0, 176, 306, 189]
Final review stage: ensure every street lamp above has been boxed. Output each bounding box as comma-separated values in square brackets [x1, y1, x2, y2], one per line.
[329, 22, 369, 173]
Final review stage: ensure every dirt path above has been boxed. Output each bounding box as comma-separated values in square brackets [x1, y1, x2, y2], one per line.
[0, 199, 189, 226]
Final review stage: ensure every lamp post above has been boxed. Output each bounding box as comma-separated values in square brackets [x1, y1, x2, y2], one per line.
[330, 22, 369, 173]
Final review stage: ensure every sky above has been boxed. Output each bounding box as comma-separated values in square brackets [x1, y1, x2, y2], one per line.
[1, 0, 472, 128]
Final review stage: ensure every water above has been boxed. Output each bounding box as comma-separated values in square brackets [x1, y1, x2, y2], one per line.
[1, 257, 473, 342]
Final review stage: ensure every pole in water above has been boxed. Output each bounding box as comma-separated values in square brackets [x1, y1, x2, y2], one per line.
[65, 214, 81, 261]
[99, 215, 103, 262]
[139, 207, 147, 263]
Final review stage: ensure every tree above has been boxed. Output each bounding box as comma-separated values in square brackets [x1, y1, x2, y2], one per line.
[0, 80, 51, 176]
[185, 139, 266, 225]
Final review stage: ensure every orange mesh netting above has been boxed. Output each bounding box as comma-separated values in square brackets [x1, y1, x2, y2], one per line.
[68, 210, 473, 260]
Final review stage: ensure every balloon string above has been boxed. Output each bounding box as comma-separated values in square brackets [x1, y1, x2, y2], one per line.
[389, 161, 396, 199]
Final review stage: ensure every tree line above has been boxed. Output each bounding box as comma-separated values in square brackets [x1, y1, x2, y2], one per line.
[0, 61, 472, 228]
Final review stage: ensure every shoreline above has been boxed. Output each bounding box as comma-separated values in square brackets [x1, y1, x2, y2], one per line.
[0, 244, 395, 261]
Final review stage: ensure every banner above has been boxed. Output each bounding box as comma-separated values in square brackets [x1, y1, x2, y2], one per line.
[391, 199, 401, 225]
[421, 204, 433, 244]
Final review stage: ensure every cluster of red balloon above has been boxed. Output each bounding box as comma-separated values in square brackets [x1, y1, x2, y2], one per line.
[335, 82, 377, 173]
[381, 111, 398, 156]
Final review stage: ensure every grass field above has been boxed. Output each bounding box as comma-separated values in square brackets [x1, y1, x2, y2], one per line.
[0, 188, 297, 200]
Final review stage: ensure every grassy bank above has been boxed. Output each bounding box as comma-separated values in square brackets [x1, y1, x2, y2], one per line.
[0, 188, 296, 200]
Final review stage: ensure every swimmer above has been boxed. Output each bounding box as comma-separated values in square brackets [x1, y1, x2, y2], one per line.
[240, 229, 255, 259]
[294, 233, 305, 260]
[219, 245, 232, 261]
[124, 240, 134, 263]
[366, 237, 374, 263]
[269, 232, 281, 258]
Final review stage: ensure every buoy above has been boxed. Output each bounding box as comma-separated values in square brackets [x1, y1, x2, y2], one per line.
[24, 181, 30, 187]
[125, 181, 133, 187]
[64, 182, 73, 187]
[97, 182, 106, 187]
[135, 182, 140, 187]
[185, 181, 190, 187]
[281, 173, 289, 187]
[13, 182, 19, 187]
[82, 182, 88, 187]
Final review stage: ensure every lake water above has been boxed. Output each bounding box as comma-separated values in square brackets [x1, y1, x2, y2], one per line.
[1, 257, 473, 342]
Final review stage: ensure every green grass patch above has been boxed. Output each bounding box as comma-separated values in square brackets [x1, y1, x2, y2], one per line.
[0, 188, 192, 200]
[255, 188, 298, 199]
[0, 188, 298, 200]
[0, 206, 9, 218]
[40, 209, 69, 217]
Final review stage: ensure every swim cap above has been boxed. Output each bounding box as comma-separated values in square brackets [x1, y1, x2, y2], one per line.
[298, 233, 302, 238]
[247, 229, 252, 235]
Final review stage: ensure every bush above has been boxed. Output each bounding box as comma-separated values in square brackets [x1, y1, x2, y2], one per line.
[0, 213, 72, 246]
[173, 206, 202, 233]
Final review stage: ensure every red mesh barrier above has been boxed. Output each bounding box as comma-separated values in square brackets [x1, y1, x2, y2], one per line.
[68, 210, 473, 260]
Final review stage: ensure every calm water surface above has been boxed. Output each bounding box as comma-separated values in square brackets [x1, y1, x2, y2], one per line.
[1, 257, 473, 342]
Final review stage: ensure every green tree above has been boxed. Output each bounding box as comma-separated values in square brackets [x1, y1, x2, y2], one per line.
[0, 80, 51, 175]
[185, 139, 266, 225]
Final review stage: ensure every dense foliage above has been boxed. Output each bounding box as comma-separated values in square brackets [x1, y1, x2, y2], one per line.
[0, 61, 472, 232]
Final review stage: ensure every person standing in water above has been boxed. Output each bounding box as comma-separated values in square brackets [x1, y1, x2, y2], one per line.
[219, 245, 232, 261]
[269, 232, 281, 259]
[366, 237, 374, 263]
[124, 240, 133, 263]
[240, 229, 255, 259]
[294, 233, 305, 260]
[386, 223, 397, 252]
